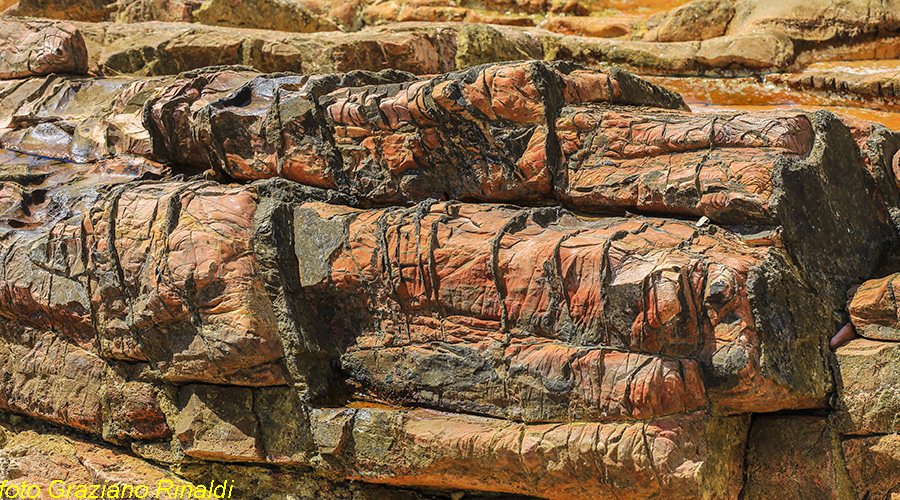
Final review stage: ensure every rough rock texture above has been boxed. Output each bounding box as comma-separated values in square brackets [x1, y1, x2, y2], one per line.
[0, 21, 898, 496]
[834, 338, 900, 435]
[785, 63, 900, 103]
[192, 0, 339, 33]
[645, 0, 735, 42]
[538, 15, 634, 39]
[743, 416, 853, 500]
[4, 0, 117, 22]
[0, 19, 89, 79]
[297, 198, 835, 418]
[73, 20, 459, 76]
[0, 424, 192, 493]
[843, 434, 900, 500]
[849, 273, 900, 341]
[725, 0, 900, 44]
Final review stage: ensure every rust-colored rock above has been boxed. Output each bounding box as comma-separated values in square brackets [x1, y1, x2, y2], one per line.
[294, 201, 827, 416]
[175, 384, 264, 462]
[843, 434, 900, 500]
[178, 61, 685, 203]
[0, 426, 192, 494]
[5, 0, 117, 21]
[849, 273, 900, 340]
[362, 1, 534, 28]
[0, 8, 898, 493]
[0, 19, 89, 79]
[540, 15, 634, 38]
[556, 107, 812, 223]
[743, 416, 852, 500]
[309, 406, 747, 500]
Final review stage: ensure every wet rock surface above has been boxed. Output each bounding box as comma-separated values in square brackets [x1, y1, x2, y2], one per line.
[2, 2, 900, 500]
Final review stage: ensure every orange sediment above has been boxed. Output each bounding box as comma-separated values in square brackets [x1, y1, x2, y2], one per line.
[647, 75, 900, 131]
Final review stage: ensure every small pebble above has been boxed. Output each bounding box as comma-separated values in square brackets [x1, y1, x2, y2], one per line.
[830, 322, 856, 350]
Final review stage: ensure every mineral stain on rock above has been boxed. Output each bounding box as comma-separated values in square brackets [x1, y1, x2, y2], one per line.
[0, 2, 900, 499]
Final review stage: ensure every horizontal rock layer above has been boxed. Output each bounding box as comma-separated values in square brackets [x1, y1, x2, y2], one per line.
[0, 132, 872, 498]
[0, 9, 896, 494]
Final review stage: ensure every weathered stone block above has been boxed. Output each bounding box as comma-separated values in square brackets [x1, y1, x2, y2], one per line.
[0, 19, 89, 79]
[834, 338, 900, 434]
[175, 384, 264, 462]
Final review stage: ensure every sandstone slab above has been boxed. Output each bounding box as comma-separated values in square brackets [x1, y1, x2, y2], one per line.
[743, 416, 852, 500]
[834, 338, 900, 434]
[645, 0, 734, 42]
[175, 384, 265, 462]
[849, 273, 900, 341]
[309, 406, 748, 500]
[73, 20, 459, 77]
[843, 434, 900, 500]
[0, 19, 89, 79]
[0, 427, 191, 493]
[291, 201, 829, 416]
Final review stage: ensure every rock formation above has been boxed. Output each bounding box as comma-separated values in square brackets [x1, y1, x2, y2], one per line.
[0, 6, 899, 500]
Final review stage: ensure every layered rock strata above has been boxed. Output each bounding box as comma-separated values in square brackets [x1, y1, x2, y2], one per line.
[0, 52, 896, 498]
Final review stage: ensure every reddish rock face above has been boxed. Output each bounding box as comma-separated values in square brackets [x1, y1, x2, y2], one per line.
[0, 55, 898, 500]
[0, 151, 286, 387]
[294, 201, 825, 416]
[310, 406, 735, 500]
[0, 19, 89, 79]
[843, 434, 900, 500]
[557, 108, 813, 224]
[849, 274, 900, 341]
[147, 61, 686, 202]
[88, 181, 286, 385]
[834, 338, 900, 435]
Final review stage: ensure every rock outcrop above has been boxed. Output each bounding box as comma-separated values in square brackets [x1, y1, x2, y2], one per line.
[0, 19, 88, 79]
[3, 5, 900, 499]
[0, 48, 896, 497]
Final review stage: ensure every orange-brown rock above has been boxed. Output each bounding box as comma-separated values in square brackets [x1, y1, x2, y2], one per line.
[0, 150, 287, 387]
[742, 416, 852, 500]
[556, 107, 813, 224]
[644, 0, 734, 42]
[539, 15, 634, 38]
[0, 426, 193, 494]
[842, 434, 900, 500]
[294, 201, 827, 416]
[4, 0, 117, 22]
[73, 20, 458, 76]
[0, 320, 169, 441]
[362, 0, 534, 28]
[849, 273, 900, 341]
[307, 406, 748, 500]
[182, 61, 685, 203]
[725, 0, 900, 44]
[174, 385, 264, 461]
[0, 19, 88, 79]
[88, 181, 286, 385]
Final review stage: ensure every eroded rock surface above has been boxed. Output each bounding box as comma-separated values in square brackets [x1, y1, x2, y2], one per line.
[0, 14, 898, 496]
[0, 19, 89, 79]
